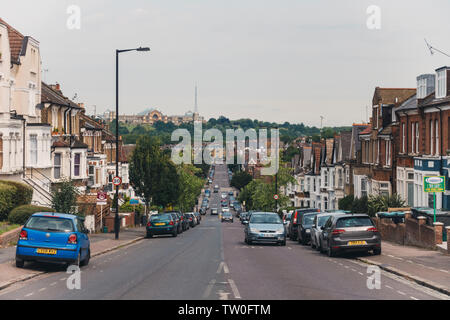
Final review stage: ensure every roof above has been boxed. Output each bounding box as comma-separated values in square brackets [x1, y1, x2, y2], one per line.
[359, 125, 372, 135]
[52, 140, 70, 148]
[395, 94, 417, 112]
[32, 212, 78, 220]
[71, 139, 88, 149]
[0, 17, 25, 64]
[372, 87, 416, 106]
[41, 82, 82, 109]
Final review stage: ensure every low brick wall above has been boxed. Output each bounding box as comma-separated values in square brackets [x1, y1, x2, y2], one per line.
[374, 214, 440, 250]
[375, 218, 405, 245]
[0, 226, 22, 247]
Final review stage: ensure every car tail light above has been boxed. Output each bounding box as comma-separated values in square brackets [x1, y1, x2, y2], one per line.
[169, 221, 174, 226]
[147, 222, 152, 227]
[332, 229, 346, 235]
[367, 227, 378, 232]
[189, 218, 192, 221]
[68, 233, 77, 244]
[19, 230, 27, 240]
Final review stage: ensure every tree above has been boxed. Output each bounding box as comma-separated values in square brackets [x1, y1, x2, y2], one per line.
[231, 171, 253, 190]
[129, 136, 180, 212]
[51, 179, 79, 215]
[338, 195, 354, 211]
[177, 165, 204, 212]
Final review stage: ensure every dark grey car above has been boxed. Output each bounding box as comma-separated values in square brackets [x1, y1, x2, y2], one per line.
[320, 214, 381, 257]
[243, 212, 286, 246]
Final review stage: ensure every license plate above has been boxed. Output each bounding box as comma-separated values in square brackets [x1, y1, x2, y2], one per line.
[261, 233, 273, 237]
[348, 241, 367, 246]
[154, 223, 165, 226]
[36, 248, 57, 255]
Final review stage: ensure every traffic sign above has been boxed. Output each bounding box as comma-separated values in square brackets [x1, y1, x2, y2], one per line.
[274, 194, 279, 200]
[130, 198, 139, 205]
[424, 176, 445, 193]
[97, 191, 107, 206]
[112, 176, 122, 187]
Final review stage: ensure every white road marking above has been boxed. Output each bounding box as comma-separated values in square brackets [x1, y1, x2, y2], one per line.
[38, 287, 46, 292]
[50, 282, 57, 286]
[202, 279, 216, 299]
[25, 292, 33, 297]
[217, 289, 230, 300]
[59, 277, 66, 281]
[397, 290, 406, 296]
[217, 262, 229, 274]
[410, 296, 419, 300]
[385, 285, 393, 290]
[358, 272, 364, 276]
[228, 279, 241, 299]
[439, 269, 448, 273]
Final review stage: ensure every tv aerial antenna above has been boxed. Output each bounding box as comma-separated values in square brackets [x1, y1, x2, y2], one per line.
[425, 39, 450, 58]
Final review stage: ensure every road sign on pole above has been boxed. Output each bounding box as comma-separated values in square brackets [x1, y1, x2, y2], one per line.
[113, 176, 122, 187]
[97, 191, 108, 206]
[274, 194, 279, 200]
[424, 176, 445, 223]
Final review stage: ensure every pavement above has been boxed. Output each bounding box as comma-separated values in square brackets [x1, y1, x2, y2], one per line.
[0, 226, 146, 291]
[0, 164, 448, 300]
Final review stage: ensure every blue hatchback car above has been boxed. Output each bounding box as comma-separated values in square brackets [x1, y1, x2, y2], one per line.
[15, 213, 91, 268]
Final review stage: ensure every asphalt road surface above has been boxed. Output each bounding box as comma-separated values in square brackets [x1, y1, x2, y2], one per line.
[0, 164, 447, 300]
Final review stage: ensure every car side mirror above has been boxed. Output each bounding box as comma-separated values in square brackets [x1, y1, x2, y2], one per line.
[243, 221, 249, 225]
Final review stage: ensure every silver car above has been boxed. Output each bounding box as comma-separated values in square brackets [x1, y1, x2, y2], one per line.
[310, 212, 342, 251]
[283, 212, 293, 238]
[244, 212, 287, 246]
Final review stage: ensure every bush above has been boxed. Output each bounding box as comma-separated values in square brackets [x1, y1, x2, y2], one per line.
[8, 205, 55, 225]
[338, 195, 354, 211]
[351, 196, 368, 214]
[367, 194, 406, 217]
[0, 181, 33, 221]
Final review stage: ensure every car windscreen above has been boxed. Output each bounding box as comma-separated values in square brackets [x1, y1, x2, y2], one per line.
[318, 215, 331, 227]
[151, 214, 172, 221]
[302, 214, 316, 225]
[223, 212, 232, 217]
[25, 216, 75, 232]
[336, 216, 373, 228]
[250, 214, 282, 224]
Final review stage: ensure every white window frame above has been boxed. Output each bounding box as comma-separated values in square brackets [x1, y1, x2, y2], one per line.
[435, 119, 439, 156]
[29, 134, 38, 165]
[436, 70, 447, 99]
[415, 122, 419, 154]
[430, 120, 434, 155]
[402, 123, 406, 153]
[411, 124, 415, 154]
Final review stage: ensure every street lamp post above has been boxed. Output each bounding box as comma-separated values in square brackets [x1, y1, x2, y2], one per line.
[115, 47, 150, 240]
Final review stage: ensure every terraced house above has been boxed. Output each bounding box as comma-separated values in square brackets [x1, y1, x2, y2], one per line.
[0, 18, 52, 206]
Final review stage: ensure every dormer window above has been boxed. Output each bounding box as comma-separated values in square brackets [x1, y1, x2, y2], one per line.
[436, 68, 447, 99]
[417, 78, 427, 98]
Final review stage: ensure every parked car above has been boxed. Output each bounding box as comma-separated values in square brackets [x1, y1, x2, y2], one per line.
[170, 212, 183, 234]
[228, 191, 234, 196]
[199, 207, 207, 215]
[146, 213, 178, 238]
[180, 213, 190, 231]
[205, 190, 211, 197]
[15, 213, 91, 268]
[288, 208, 320, 241]
[240, 212, 248, 224]
[311, 212, 342, 251]
[282, 212, 293, 237]
[221, 211, 234, 223]
[193, 211, 201, 225]
[211, 208, 219, 215]
[221, 192, 228, 199]
[185, 213, 197, 228]
[243, 212, 286, 246]
[320, 214, 381, 257]
[297, 212, 319, 245]
[214, 185, 219, 193]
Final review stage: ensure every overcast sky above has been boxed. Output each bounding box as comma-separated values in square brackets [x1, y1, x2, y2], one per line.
[3, 0, 450, 126]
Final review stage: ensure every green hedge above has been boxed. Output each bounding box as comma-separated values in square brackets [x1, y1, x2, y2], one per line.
[0, 180, 33, 221]
[8, 205, 55, 225]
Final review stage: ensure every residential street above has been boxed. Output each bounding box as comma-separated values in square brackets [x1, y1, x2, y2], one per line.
[0, 164, 447, 300]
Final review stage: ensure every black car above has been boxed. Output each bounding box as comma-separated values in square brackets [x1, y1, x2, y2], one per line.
[199, 207, 207, 215]
[289, 208, 320, 241]
[297, 212, 319, 245]
[146, 213, 178, 238]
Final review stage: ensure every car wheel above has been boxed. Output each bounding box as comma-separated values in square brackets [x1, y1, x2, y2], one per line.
[15, 259, 24, 268]
[247, 239, 252, 245]
[373, 247, 381, 255]
[311, 239, 316, 249]
[146, 232, 153, 238]
[172, 229, 178, 237]
[327, 244, 336, 257]
[81, 249, 90, 267]
[281, 240, 286, 246]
